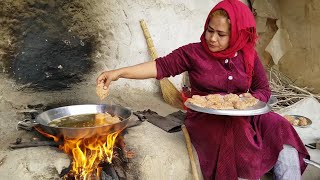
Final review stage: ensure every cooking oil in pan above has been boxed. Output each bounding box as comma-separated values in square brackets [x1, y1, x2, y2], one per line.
[48, 113, 121, 128]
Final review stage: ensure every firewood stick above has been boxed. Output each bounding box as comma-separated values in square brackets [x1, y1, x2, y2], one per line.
[9, 141, 61, 149]
[181, 125, 200, 180]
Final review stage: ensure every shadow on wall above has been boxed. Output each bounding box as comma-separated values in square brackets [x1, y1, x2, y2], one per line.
[0, 0, 101, 91]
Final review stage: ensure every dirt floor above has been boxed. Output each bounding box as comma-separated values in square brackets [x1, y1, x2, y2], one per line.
[0, 89, 194, 180]
[0, 90, 320, 179]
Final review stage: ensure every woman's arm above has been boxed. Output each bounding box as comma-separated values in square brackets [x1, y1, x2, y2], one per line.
[249, 54, 271, 103]
[96, 61, 157, 88]
[97, 43, 194, 88]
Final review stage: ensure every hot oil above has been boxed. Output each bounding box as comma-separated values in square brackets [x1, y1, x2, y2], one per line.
[48, 113, 122, 128]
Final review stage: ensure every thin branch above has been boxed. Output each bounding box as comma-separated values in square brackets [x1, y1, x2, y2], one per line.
[267, 67, 320, 111]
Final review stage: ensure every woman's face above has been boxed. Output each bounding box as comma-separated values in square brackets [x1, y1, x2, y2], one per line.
[204, 15, 230, 52]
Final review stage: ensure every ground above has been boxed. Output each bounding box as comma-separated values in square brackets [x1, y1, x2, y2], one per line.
[0, 90, 193, 180]
[0, 91, 319, 179]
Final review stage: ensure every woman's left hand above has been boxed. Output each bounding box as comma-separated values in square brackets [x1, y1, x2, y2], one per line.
[239, 92, 253, 98]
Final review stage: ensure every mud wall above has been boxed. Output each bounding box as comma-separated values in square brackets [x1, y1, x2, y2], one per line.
[279, 0, 320, 93]
[0, 0, 219, 109]
[2, 0, 318, 110]
[254, 0, 320, 93]
[0, 2, 220, 179]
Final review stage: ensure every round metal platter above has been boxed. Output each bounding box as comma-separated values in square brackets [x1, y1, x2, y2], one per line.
[290, 115, 312, 128]
[184, 100, 271, 116]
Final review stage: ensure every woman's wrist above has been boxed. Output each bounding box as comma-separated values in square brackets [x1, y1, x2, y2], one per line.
[114, 68, 123, 78]
[116, 68, 126, 79]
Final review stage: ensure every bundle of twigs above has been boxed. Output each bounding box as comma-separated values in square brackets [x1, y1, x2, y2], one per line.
[268, 67, 320, 111]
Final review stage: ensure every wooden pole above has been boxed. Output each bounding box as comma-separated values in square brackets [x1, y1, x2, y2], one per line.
[139, 19, 184, 109]
[139, 20, 158, 60]
[181, 125, 200, 180]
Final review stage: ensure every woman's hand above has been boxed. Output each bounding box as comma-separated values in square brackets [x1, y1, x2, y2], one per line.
[96, 61, 157, 89]
[239, 92, 253, 98]
[96, 70, 121, 89]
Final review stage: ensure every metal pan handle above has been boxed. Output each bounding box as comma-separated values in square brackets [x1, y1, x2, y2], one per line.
[304, 158, 320, 169]
[16, 118, 39, 131]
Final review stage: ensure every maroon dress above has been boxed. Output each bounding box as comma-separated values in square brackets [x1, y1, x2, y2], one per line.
[155, 43, 309, 179]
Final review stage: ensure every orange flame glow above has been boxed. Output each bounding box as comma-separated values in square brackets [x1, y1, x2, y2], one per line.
[35, 127, 122, 179]
[34, 127, 61, 142]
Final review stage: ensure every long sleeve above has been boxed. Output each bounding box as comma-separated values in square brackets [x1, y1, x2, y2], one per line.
[250, 53, 271, 103]
[155, 44, 193, 80]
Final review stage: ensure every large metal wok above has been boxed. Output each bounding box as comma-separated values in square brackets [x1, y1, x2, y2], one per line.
[31, 104, 132, 139]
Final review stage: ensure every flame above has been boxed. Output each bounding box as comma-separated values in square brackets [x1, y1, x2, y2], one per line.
[35, 126, 122, 179]
[34, 126, 61, 142]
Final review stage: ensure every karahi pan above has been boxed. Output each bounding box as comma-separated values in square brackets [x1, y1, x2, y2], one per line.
[31, 104, 132, 139]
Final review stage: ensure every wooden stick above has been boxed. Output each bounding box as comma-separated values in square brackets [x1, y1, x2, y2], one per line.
[181, 125, 200, 180]
[0, 155, 7, 167]
[139, 19, 184, 109]
[9, 141, 61, 149]
[139, 20, 158, 60]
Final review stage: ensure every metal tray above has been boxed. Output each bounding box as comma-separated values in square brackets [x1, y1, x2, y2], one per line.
[290, 115, 312, 128]
[184, 100, 271, 116]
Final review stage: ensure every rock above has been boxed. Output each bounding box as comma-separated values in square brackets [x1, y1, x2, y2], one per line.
[124, 122, 193, 180]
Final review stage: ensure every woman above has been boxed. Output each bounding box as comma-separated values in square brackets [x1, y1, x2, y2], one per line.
[97, 0, 309, 179]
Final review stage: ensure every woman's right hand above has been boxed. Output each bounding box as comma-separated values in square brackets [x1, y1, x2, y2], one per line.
[96, 61, 157, 89]
[96, 70, 121, 89]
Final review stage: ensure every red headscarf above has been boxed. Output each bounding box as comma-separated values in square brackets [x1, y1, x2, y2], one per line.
[200, 0, 257, 88]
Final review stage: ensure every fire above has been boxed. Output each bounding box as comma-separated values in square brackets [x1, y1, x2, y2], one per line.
[35, 127, 122, 179]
